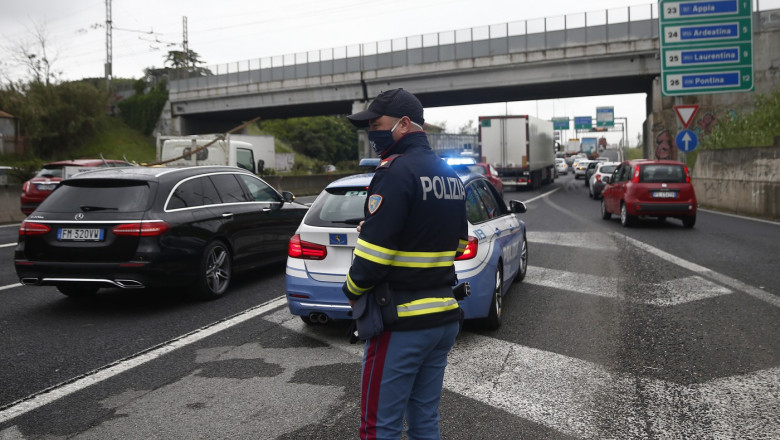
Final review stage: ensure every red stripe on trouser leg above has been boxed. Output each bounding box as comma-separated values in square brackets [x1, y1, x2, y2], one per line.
[360, 332, 392, 440]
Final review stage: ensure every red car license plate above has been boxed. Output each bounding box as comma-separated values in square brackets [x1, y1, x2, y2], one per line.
[652, 191, 677, 198]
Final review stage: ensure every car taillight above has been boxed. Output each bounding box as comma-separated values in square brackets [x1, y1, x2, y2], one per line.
[288, 234, 327, 260]
[683, 166, 691, 183]
[595, 175, 601, 182]
[22, 182, 30, 193]
[112, 221, 170, 237]
[455, 236, 478, 261]
[632, 167, 641, 183]
[19, 221, 50, 236]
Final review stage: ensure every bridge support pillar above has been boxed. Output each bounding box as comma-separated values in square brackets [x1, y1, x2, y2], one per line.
[351, 100, 370, 116]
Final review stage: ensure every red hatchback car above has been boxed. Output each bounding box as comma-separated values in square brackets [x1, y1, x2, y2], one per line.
[20, 159, 133, 215]
[600, 159, 697, 228]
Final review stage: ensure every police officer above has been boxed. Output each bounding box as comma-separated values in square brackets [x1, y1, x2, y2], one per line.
[343, 88, 468, 440]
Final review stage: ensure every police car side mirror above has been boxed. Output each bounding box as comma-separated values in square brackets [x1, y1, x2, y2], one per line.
[509, 200, 527, 214]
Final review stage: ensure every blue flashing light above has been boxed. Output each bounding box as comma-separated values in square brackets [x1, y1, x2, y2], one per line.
[444, 157, 477, 166]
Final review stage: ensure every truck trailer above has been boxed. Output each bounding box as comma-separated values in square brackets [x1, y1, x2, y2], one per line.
[478, 115, 556, 190]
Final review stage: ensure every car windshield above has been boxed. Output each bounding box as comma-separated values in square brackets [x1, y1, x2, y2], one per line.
[304, 186, 367, 227]
[36, 180, 152, 213]
[639, 164, 686, 183]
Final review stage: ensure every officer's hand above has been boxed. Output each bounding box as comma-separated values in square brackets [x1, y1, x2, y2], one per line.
[356, 221, 365, 233]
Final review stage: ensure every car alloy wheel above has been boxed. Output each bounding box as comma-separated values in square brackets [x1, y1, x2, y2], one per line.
[196, 241, 232, 299]
[483, 263, 504, 330]
[601, 199, 611, 220]
[620, 203, 633, 227]
[516, 236, 528, 282]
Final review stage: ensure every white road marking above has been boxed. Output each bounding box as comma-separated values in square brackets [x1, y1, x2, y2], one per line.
[528, 231, 617, 251]
[0, 297, 289, 424]
[522, 187, 560, 204]
[0, 283, 22, 292]
[613, 233, 780, 308]
[272, 310, 780, 439]
[0, 242, 17, 248]
[524, 266, 732, 306]
[1, 230, 775, 438]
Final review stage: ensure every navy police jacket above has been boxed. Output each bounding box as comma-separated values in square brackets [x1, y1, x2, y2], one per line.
[342, 132, 468, 331]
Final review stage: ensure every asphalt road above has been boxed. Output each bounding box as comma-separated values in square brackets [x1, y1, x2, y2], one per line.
[1, 173, 778, 439]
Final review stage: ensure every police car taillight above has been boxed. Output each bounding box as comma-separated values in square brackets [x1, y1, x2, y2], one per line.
[288, 234, 327, 260]
[455, 236, 478, 261]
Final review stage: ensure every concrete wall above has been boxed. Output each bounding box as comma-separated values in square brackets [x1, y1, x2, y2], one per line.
[692, 144, 780, 220]
[0, 185, 25, 224]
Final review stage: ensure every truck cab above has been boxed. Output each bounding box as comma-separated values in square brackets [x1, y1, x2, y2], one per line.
[156, 134, 270, 174]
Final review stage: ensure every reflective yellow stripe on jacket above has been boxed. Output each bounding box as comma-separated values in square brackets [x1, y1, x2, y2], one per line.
[354, 238, 457, 268]
[396, 297, 459, 317]
[345, 273, 372, 297]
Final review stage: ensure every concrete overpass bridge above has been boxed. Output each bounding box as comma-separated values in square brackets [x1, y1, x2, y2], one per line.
[163, 3, 780, 156]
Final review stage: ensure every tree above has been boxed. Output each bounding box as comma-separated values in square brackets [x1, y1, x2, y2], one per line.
[163, 50, 212, 79]
[259, 116, 357, 164]
[0, 80, 108, 157]
[458, 120, 477, 135]
[6, 21, 60, 85]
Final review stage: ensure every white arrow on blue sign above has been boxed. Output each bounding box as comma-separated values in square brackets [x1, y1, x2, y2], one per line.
[676, 129, 699, 152]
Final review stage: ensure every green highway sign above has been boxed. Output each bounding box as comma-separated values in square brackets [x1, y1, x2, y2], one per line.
[596, 107, 614, 127]
[659, 0, 753, 96]
[552, 117, 570, 130]
[574, 116, 592, 130]
[661, 42, 752, 69]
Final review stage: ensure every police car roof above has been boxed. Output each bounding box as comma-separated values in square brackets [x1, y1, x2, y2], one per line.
[325, 169, 477, 190]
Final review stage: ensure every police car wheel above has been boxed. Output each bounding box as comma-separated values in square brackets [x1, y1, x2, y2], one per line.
[483, 263, 503, 330]
[514, 236, 528, 283]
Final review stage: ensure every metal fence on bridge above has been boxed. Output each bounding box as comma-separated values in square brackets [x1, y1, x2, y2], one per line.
[170, 3, 662, 93]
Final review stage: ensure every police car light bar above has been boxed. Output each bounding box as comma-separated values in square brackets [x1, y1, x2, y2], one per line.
[444, 157, 477, 166]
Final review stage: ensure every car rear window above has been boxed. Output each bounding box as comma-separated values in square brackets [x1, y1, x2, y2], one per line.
[639, 164, 686, 183]
[599, 165, 618, 174]
[304, 186, 367, 227]
[35, 167, 64, 178]
[36, 180, 152, 213]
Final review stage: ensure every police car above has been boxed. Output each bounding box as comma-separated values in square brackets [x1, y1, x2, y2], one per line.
[285, 158, 528, 330]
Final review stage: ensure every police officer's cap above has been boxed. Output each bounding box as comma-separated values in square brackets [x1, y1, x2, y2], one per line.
[347, 88, 425, 128]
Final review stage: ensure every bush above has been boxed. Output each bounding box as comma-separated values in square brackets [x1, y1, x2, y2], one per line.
[701, 87, 780, 149]
[117, 84, 168, 136]
[0, 81, 108, 158]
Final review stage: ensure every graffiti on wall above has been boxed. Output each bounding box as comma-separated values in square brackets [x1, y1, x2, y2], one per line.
[653, 128, 677, 160]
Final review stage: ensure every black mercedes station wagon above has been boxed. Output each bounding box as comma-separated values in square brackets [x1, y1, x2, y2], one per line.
[15, 166, 308, 300]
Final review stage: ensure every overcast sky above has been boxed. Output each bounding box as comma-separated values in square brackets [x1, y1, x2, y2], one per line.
[1, 0, 776, 144]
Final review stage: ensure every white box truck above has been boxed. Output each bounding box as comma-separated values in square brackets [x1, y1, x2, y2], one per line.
[478, 115, 556, 190]
[565, 139, 581, 155]
[155, 134, 274, 174]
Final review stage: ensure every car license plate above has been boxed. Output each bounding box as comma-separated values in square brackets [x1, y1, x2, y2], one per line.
[57, 228, 105, 241]
[652, 191, 677, 198]
[37, 183, 56, 191]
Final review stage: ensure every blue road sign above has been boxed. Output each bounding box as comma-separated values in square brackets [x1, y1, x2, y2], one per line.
[679, 0, 738, 16]
[676, 129, 699, 152]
